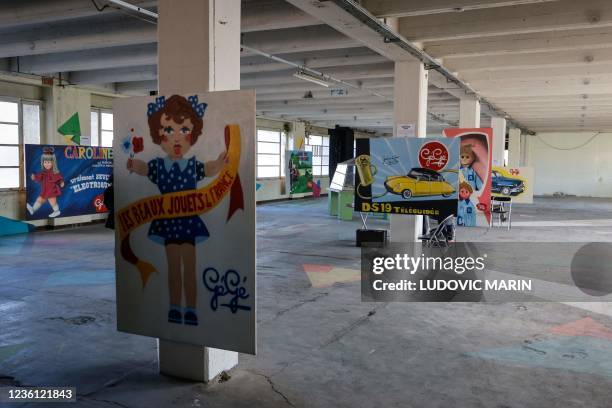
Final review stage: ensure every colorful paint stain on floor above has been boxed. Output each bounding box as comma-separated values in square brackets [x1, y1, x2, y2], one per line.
[549, 317, 612, 340]
[45, 270, 115, 287]
[468, 318, 612, 379]
[303, 264, 360, 288]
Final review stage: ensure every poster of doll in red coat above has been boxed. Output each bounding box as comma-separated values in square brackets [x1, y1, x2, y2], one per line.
[25, 144, 113, 220]
[27, 147, 64, 218]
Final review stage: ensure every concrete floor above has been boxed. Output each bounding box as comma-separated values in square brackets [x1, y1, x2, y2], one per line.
[1, 197, 612, 407]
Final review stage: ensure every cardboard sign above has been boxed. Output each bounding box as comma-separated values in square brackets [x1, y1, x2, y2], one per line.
[492, 166, 534, 204]
[113, 91, 256, 354]
[25, 144, 113, 220]
[286, 150, 313, 194]
[354, 137, 459, 218]
[443, 128, 493, 227]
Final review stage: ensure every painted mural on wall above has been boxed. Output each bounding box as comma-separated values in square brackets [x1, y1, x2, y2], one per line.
[443, 128, 493, 227]
[113, 91, 256, 354]
[25, 144, 113, 220]
[492, 166, 534, 204]
[354, 137, 460, 218]
[286, 150, 313, 194]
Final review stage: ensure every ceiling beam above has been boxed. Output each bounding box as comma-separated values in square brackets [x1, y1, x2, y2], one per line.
[70, 65, 157, 84]
[241, 1, 320, 32]
[0, 15, 337, 59]
[445, 48, 612, 72]
[241, 25, 361, 55]
[115, 80, 156, 94]
[241, 53, 388, 74]
[423, 28, 612, 58]
[12, 43, 157, 74]
[12, 46, 386, 76]
[0, 0, 155, 29]
[284, 0, 415, 62]
[458, 64, 612, 82]
[0, 16, 155, 58]
[256, 105, 393, 115]
[242, 63, 394, 86]
[473, 84, 612, 97]
[398, 0, 612, 42]
[360, 0, 560, 18]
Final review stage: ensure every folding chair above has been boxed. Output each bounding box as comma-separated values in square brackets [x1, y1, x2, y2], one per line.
[490, 196, 512, 230]
[419, 214, 455, 247]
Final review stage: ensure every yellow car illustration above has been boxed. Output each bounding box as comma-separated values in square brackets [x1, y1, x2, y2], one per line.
[384, 168, 456, 199]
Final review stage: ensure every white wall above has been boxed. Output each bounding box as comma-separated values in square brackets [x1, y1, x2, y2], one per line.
[527, 132, 612, 197]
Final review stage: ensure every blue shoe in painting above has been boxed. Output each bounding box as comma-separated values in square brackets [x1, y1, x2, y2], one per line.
[168, 308, 182, 324]
[184, 309, 198, 326]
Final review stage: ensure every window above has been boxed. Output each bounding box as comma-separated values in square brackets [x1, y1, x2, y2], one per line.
[305, 134, 329, 176]
[257, 129, 282, 178]
[91, 108, 114, 147]
[0, 99, 41, 189]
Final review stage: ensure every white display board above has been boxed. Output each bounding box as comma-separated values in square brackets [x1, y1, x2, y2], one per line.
[113, 91, 256, 354]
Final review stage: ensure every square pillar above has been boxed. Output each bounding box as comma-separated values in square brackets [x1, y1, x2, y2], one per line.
[391, 60, 427, 242]
[507, 128, 521, 168]
[292, 121, 306, 150]
[459, 99, 480, 128]
[157, 0, 241, 382]
[491, 117, 506, 167]
[393, 61, 428, 138]
[43, 85, 91, 145]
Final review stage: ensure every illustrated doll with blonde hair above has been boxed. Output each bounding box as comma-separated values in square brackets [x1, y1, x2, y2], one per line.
[127, 95, 227, 326]
[460, 144, 483, 192]
[27, 147, 64, 218]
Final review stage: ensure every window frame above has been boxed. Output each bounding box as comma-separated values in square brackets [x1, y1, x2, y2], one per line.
[0, 97, 45, 192]
[305, 134, 330, 177]
[91, 107, 114, 147]
[0, 97, 24, 191]
[256, 127, 283, 180]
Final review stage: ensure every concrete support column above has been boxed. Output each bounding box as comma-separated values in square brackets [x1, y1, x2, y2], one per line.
[156, 0, 240, 382]
[459, 99, 480, 128]
[491, 117, 507, 167]
[293, 121, 307, 150]
[520, 133, 529, 166]
[158, 0, 240, 93]
[43, 85, 91, 145]
[507, 128, 521, 168]
[390, 60, 427, 242]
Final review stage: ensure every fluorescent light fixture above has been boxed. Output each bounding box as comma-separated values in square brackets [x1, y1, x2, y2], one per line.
[293, 70, 330, 88]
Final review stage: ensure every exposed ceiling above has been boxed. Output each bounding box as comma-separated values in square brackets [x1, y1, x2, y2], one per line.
[0, 0, 610, 135]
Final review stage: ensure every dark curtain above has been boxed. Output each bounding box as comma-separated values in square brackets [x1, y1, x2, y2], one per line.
[328, 126, 355, 180]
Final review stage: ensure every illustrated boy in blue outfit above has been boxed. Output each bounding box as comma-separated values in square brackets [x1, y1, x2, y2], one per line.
[127, 95, 227, 326]
[457, 181, 476, 227]
[460, 144, 482, 191]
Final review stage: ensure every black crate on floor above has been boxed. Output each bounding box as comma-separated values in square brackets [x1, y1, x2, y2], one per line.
[356, 229, 387, 247]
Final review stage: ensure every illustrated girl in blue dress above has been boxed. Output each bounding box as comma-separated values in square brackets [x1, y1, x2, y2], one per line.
[460, 144, 483, 192]
[127, 95, 227, 326]
[457, 181, 476, 227]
